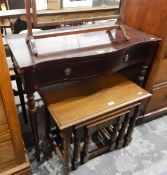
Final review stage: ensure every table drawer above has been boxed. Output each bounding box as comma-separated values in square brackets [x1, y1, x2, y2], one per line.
[35, 59, 103, 86]
[103, 43, 153, 73]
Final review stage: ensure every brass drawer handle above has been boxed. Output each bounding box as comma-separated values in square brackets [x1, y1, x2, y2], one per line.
[124, 54, 129, 62]
[64, 68, 72, 76]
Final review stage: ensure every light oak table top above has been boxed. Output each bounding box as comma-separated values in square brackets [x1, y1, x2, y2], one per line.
[39, 73, 151, 130]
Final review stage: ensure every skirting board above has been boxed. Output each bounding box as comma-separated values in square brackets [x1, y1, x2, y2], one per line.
[1, 154, 31, 175]
[137, 107, 167, 125]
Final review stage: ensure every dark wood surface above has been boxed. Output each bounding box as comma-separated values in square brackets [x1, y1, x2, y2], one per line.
[7, 24, 160, 92]
[7, 24, 160, 67]
[120, 0, 167, 123]
[7, 23, 160, 160]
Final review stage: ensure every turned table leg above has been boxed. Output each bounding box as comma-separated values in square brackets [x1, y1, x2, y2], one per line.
[138, 63, 149, 87]
[124, 106, 140, 146]
[62, 129, 72, 175]
[109, 115, 125, 151]
[109, 123, 119, 151]
[81, 129, 91, 164]
[116, 112, 132, 149]
[72, 128, 82, 170]
[15, 74, 28, 124]
[27, 93, 40, 161]
[45, 107, 51, 139]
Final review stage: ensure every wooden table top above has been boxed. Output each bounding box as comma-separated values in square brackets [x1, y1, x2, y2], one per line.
[0, 6, 119, 18]
[0, 9, 25, 18]
[39, 73, 151, 130]
[6, 23, 160, 69]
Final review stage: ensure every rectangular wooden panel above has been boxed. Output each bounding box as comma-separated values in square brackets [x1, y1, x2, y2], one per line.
[154, 58, 167, 84]
[121, 0, 167, 37]
[35, 58, 103, 86]
[0, 124, 9, 134]
[0, 140, 16, 166]
[0, 93, 7, 125]
[103, 43, 154, 73]
[120, 0, 167, 120]
[146, 85, 167, 113]
[0, 93, 9, 134]
[0, 31, 30, 174]
[0, 131, 11, 143]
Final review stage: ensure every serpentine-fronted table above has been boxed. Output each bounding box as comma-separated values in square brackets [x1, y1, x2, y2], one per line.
[6, 23, 160, 160]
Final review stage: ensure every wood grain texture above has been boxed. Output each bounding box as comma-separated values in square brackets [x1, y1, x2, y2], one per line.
[0, 94, 7, 126]
[0, 33, 31, 173]
[7, 23, 160, 159]
[39, 73, 151, 130]
[7, 24, 160, 94]
[45, 73, 149, 174]
[0, 140, 15, 165]
[0, 154, 31, 175]
[145, 84, 167, 113]
[120, 0, 167, 119]
[7, 24, 160, 68]
[0, 32, 25, 164]
[120, 0, 167, 37]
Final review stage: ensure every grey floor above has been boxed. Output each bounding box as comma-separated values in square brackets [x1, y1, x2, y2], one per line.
[17, 104, 167, 175]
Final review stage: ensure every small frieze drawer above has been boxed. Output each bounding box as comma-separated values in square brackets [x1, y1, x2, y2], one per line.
[103, 43, 155, 73]
[34, 59, 103, 85]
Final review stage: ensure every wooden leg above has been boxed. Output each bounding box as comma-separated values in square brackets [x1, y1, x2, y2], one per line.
[81, 129, 91, 164]
[116, 112, 132, 149]
[109, 124, 119, 151]
[124, 106, 140, 146]
[62, 129, 72, 175]
[11, 52, 28, 124]
[15, 74, 28, 124]
[27, 93, 40, 161]
[109, 115, 125, 151]
[138, 63, 149, 87]
[45, 107, 50, 139]
[72, 128, 81, 170]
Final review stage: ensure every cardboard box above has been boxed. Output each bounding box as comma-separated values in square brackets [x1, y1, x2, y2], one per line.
[48, 0, 61, 10]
